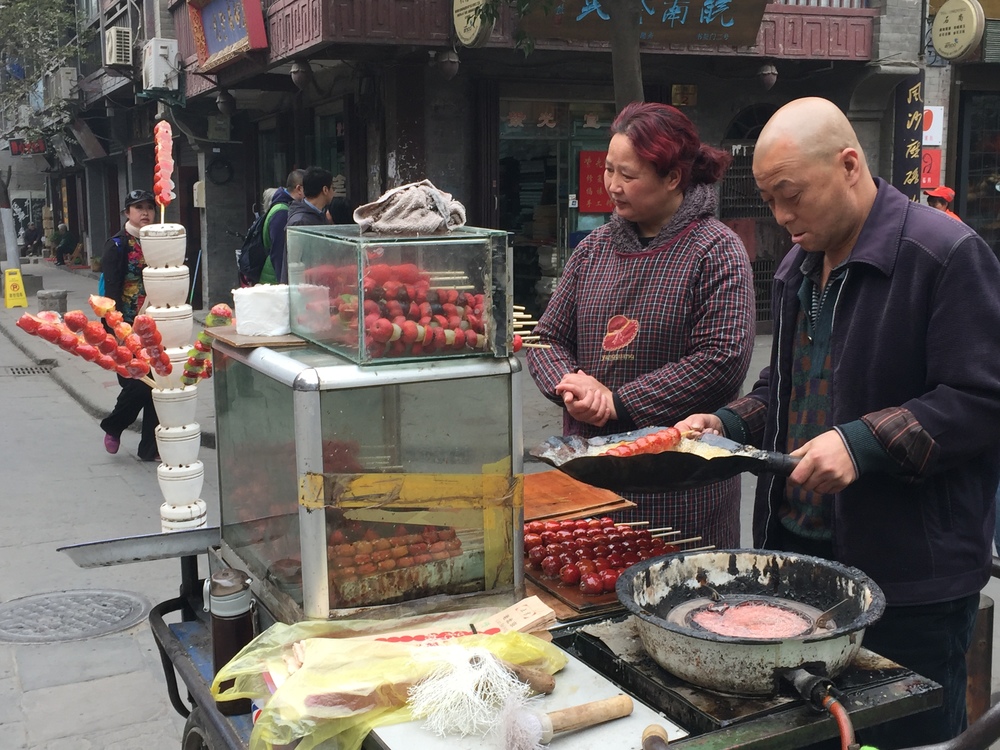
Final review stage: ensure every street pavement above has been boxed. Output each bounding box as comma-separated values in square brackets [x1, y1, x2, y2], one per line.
[0, 259, 997, 748]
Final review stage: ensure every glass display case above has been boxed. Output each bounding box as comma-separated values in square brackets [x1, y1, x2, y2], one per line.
[212, 338, 524, 623]
[286, 225, 511, 364]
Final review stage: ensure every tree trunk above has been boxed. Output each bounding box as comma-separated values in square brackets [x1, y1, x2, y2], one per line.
[0, 167, 20, 272]
[604, 0, 644, 111]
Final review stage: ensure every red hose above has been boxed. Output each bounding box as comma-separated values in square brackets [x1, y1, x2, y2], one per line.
[823, 694, 857, 750]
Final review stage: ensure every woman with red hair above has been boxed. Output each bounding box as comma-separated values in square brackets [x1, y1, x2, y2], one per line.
[527, 102, 755, 546]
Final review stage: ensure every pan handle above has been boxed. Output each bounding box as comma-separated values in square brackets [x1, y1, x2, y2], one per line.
[764, 451, 801, 476]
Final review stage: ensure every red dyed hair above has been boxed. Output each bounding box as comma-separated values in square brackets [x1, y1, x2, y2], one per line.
[610, 102, 732, 189]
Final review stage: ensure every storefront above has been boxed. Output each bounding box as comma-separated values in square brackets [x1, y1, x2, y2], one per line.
[497, 98, 617, 315]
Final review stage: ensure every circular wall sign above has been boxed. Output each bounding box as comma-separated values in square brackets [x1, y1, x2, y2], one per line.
[931, 0, 985, 61]
[453, 0, 494, 48]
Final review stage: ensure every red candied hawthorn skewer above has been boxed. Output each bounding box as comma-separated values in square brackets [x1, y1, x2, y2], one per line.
[152, 120, 175, 221]
[603, 427, 683, 458]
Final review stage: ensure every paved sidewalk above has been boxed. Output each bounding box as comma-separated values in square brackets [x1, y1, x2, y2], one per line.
[0, 260, 217, 453]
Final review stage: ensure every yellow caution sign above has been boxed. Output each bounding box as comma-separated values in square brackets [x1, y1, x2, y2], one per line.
[4, 268, 28, 308]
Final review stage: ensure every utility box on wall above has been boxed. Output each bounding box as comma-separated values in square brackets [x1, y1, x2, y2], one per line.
[142, 38, 178, 91]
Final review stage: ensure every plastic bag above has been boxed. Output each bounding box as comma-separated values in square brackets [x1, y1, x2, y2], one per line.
[211, 608, 567, 750]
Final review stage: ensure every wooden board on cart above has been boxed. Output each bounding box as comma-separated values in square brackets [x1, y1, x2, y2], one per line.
[523, 470, 635, 521]
[525, 565, 623, 617]
[205, 325, 307, 348]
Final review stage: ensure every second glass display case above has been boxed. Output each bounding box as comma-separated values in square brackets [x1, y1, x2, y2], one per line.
[212, 340, 524, 623]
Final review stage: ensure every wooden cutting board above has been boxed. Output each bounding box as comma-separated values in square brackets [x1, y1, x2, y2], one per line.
[524, 565, 624, 616]
[523, 470, 635, 522]
[205, 325, 306, 348]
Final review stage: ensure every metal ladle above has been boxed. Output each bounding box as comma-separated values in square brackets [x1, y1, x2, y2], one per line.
[698, 581, 728, 613]
[810, 598, 850, 633]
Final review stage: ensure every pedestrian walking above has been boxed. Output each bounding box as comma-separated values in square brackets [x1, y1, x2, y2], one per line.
[677, 97, 1000, 748]
[100, 189, 160, 461]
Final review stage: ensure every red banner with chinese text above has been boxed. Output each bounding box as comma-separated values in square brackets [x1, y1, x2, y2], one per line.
[578, 151, 612, 214]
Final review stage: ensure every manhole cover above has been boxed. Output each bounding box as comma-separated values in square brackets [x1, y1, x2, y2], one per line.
[0, 590, 150, 643]
[1, 365, 54, 377]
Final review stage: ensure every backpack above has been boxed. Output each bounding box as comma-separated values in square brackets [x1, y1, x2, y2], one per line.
[237, 203, 288, 286]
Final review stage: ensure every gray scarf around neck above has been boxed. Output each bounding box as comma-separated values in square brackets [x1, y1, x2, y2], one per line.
[608, 182, 718, 254]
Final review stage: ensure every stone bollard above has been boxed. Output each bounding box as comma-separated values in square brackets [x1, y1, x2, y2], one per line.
[37, 289, 69, 314]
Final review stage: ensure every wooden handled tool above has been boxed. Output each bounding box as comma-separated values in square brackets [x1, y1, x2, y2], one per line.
[503, 660, 556, 695]
[504, 694, 634, 749]
[642, 723, 670, 749]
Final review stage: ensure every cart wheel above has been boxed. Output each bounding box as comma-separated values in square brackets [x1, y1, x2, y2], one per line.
[182, 706, 215, 750]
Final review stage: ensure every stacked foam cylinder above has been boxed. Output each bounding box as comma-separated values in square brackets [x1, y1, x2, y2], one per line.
[142, 223, 205, 532]
[143, 120, 206, 532]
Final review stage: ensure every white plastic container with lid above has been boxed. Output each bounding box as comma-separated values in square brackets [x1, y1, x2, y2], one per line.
[161, 514, 208, 533]
[140, 223, 187, 268]
[147, 305, 193, 349]
[151, 346, 193, 389]
[151, 385, 198, 428]
[160, 499, 207, 521]
[157, 460, 204, 505]
[155, 422, 201, 467]
[143, 265, 190, 307]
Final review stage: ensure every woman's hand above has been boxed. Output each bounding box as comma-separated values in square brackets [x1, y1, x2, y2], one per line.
[555, 370, 616, 427]
[674, 413, 723, 436]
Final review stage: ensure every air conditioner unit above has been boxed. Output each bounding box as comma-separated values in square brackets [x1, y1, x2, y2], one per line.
[105, 27, 133, 67]
[43, 67, 77, 107]
[142, 38, 178, 90]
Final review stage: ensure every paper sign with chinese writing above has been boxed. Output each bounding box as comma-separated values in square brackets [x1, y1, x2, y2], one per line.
[579, 151, 613, 214]
[921, 148, 942, 189]
[520, 0, 769, 47]
[923, 106, 944, 147]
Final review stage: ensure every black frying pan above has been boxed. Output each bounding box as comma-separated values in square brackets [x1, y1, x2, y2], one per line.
[529, 427, 800, 492]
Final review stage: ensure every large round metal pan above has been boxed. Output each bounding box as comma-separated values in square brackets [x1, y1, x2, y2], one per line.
[529, 428, 799, 492]
[616, 549, 886, 695]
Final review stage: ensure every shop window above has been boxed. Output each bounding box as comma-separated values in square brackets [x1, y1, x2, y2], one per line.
[498, 99, 615, 315]
[312, 109, 347, 202]
[958, 93, 1000, 258]
[258, 127, 286, 203]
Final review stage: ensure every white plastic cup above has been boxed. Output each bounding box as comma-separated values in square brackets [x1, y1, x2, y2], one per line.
[157, 460, 204, 505]
[151, 385, 198, 428]
[155, 422, 201, 467]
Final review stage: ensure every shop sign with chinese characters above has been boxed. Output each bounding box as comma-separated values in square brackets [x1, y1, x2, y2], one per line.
[930, 0, 985, 60]
[922, 149, 942, 189]
[9, 138, 46, 157]
[521, 0, 769, 46]
[579, 151, 613, 213]
[892, 74, 925, 202]
[187, 0, 268, 72]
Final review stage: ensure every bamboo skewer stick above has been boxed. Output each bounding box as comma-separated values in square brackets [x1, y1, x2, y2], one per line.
[668, 536, 703, 546]
[648, 526, 673, 533]
[615, 521, 649, 526]
[513, 304, 526, 311]
[140, 375, 158, 389]
[521, 342, 551, 349]
[652, 530, 681, 538]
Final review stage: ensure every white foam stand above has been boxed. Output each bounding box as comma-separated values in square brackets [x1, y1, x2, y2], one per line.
[141, 223, 208, 533]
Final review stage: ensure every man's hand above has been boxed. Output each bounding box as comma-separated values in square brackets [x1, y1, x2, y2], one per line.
[555, 370, 616, 427]
[788, 431, 857, 494]
[674, 413, 724, 436]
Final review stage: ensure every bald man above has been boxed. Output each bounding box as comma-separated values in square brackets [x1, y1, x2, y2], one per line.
[678, 98, 1000, 746]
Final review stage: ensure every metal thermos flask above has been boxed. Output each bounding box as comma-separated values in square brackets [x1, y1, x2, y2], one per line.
[204, 567, 255, 716]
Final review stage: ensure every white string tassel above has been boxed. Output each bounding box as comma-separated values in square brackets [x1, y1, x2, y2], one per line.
[408, 646, 530, 737]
